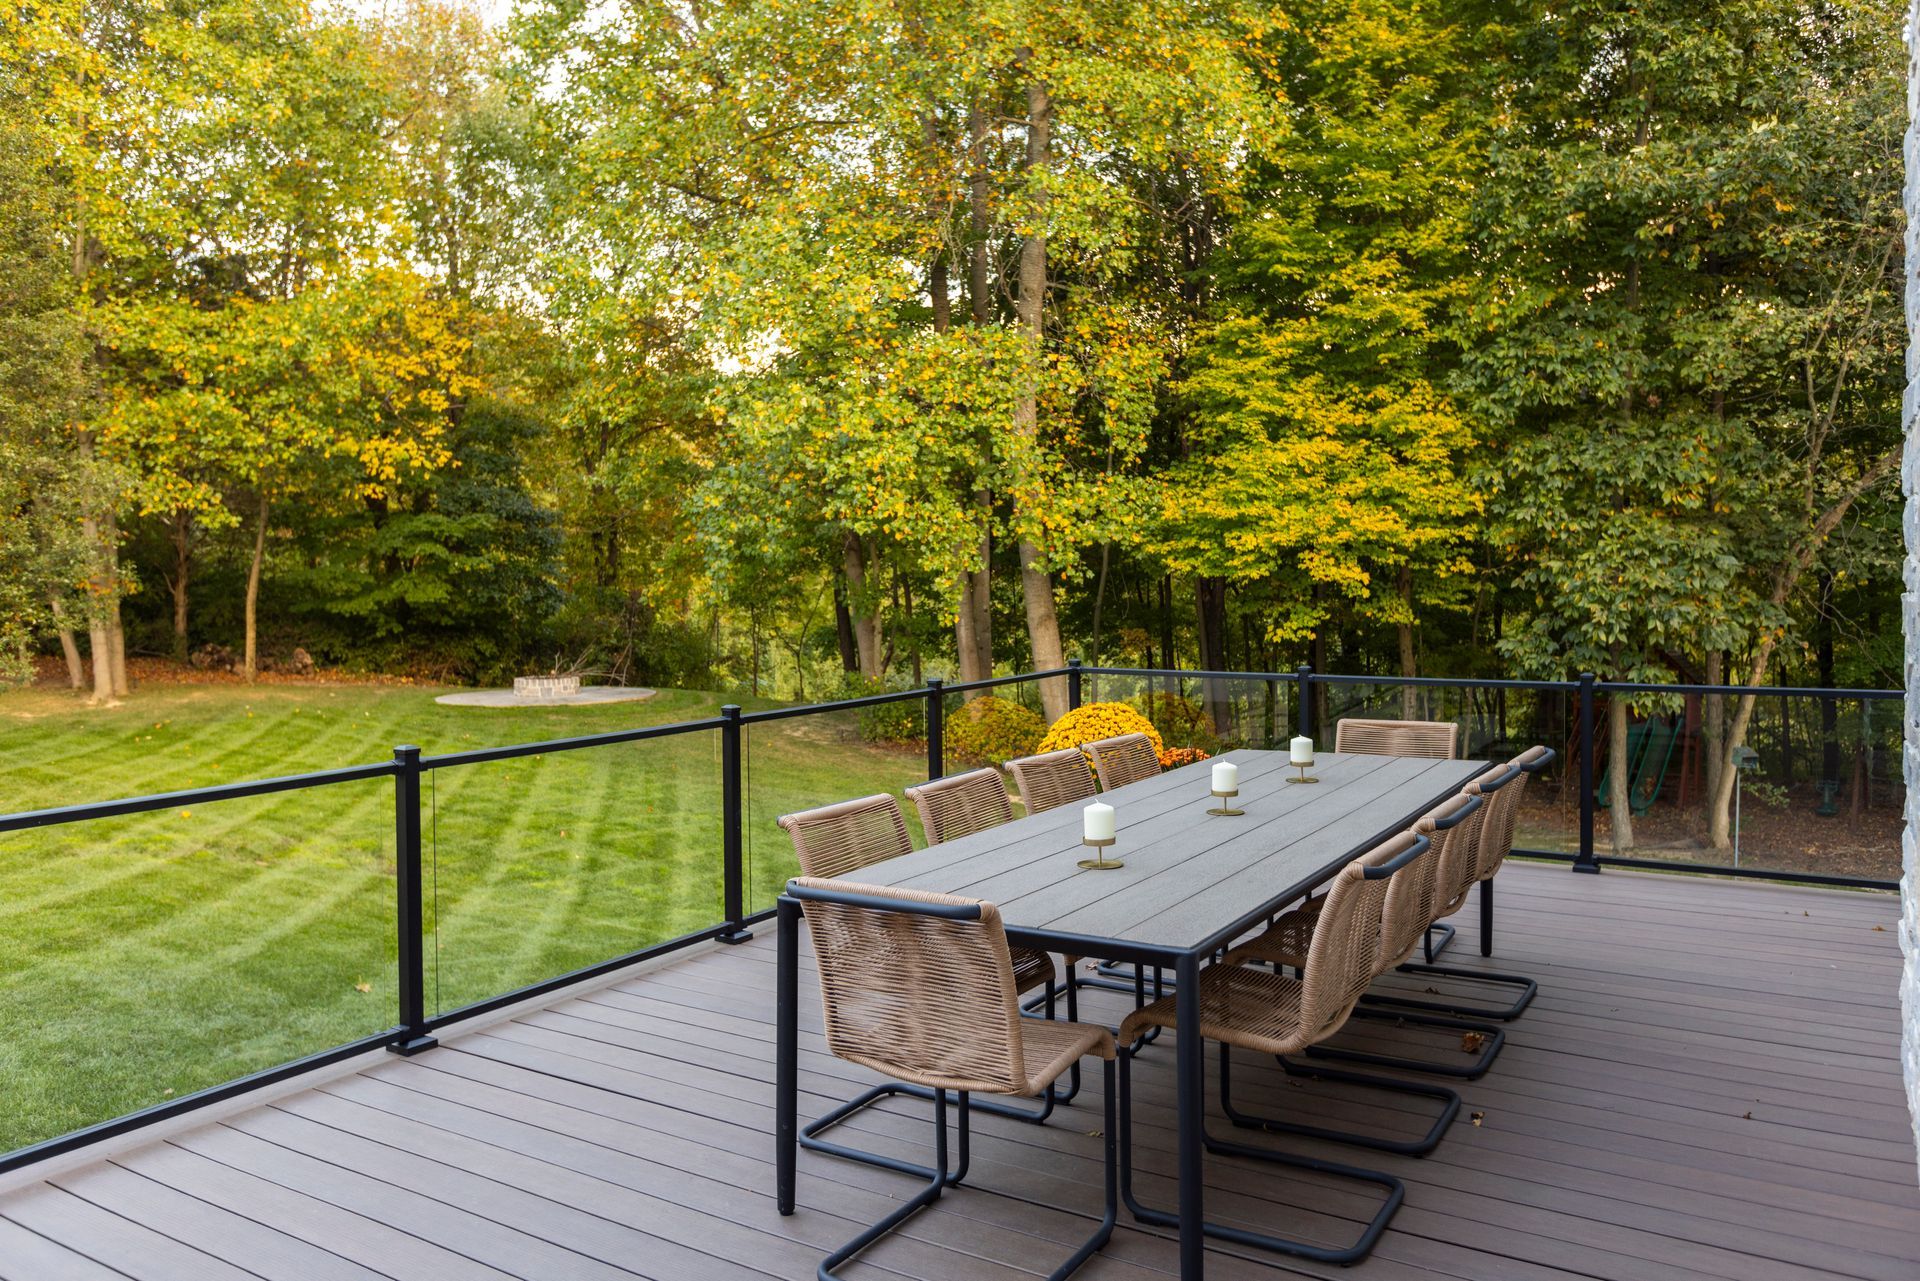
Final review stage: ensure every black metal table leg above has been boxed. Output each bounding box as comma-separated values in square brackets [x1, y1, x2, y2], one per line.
[1175, 951, 1205, 1278]
[777, 895, 799, 1216]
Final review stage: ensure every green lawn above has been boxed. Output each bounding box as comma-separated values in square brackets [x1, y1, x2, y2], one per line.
[0, 680, 929, 1153]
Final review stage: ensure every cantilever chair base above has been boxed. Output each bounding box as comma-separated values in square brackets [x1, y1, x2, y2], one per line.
[818, 1067, 1117, 1281]
[1424, 921, 1456, 962]
[1118, 1047, 1403, 1266]
[1302, 1006, 1505, 1080]
[1216, 1044, 1460, 1157]
[1365, 962, 1537, 1022]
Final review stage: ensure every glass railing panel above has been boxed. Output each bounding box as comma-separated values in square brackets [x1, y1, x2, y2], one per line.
[744, 700, 931, 915]
[425, 730, 723, 1017]
[1592, 690, 1901, 881]
[0, 777, 397, 1155]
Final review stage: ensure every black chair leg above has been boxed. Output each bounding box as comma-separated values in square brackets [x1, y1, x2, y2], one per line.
[1302, 1007, 1505, 1080]
[817, 1088, 964, 1279]
[817, 1071, 1114, 1281]
[1117, 1043, 1402, 1266]
[1363, 962, 1536, 1021]
[1424, 921, 1455, 963]
[1479, 878, 1494, 957]
[1216, 1043, 1459, 1157]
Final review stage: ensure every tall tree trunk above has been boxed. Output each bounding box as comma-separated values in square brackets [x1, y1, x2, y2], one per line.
[1013, 73, 1067, 721]
[1397, 565, 1417, 719]
[957, 103, 996, 692]
[1817, 571, 1839, 787]
[1195, 575, 1230, 732]
[1089, 543, 1111, 666]
[1702, 648, 1724, 821]
[86, 619, 111, 702]
[833, 579, 859, 674]
[49, 598, 83, 689]
[108, 606, 126, 697]
[168, 510, 191, 661]
[1608, 694, 1635, 852]
[841, 532, 882, 681]
[243, 493, 269, 682]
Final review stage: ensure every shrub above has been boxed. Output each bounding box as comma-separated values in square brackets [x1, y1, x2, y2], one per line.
[1132, 690, 1222, 754]
[1158, 746, 1213, 769]
[1036, 702, 1166, 758]
[840, 675, 924, 745]
[944, 696, 1046, 766]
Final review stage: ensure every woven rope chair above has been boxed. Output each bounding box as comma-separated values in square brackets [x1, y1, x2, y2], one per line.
[1334, 717, 1459, 759]
[1004, 748, 1098, 815]
[1113, 833, 1449, 1265]
[1231, 790, 1508, 1081]
[777, 793, 1070, 1131]
[1083, 733, 1161, 791]
[777, 793, 912, 881]
[904, 768, 1013, 844]
[1368, 760, 1540, 1023]
[791, 877, 1116, 1281]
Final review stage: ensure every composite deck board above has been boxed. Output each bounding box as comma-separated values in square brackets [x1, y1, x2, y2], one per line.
[2, 860, 1915, 1281]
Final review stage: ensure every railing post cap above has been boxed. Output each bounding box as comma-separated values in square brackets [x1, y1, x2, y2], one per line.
[720, 704, 742, 719]
[394, 744, 421, 760]
[927, 677, 943, 688]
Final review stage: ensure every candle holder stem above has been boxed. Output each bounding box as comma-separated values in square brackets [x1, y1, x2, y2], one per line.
[1078, 837, 1124, 871]
[1207, 788, 1244, 817]
[1286, 760, 1319, 785]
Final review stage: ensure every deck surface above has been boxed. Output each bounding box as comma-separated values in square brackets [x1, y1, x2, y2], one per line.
[2, 860, 1915, 1281]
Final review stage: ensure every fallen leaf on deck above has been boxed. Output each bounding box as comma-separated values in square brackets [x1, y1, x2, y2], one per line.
[1741, 1111, 1752, 1120]
[1461, 1031, 1488, 1053]
[1469, 1112, 1484, 1126]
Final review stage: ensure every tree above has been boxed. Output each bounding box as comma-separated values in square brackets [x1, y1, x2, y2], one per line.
[0, 98, 89, 686]
[1164, 0, 1487, 723]
[1460, 0, 1904, 850]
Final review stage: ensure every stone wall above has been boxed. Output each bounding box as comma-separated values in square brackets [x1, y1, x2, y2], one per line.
[1904, 0, 1920, 1183]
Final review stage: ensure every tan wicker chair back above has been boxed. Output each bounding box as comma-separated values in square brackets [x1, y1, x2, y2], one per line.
[1472, 746, 1549, 880]
[1334, 718, 1459, 759]
[1084, 733, 1162, 791]
[905, 768, 1014, 845]
[794, 877, 1027, 1094]
[1379, 793, 1473, 968]
[1297, 833, 1415, 1039]
[776, 794, 913, 879]
[1005, 748, 1098, 814]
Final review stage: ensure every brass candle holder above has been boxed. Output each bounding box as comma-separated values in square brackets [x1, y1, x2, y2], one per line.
[1286, 759, 1320, 785]
[1207, 787, 1244, 816]
[1078, 836, 1124, 871]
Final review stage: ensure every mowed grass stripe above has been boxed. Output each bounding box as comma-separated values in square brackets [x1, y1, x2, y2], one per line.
[1, 682, 928, 1153]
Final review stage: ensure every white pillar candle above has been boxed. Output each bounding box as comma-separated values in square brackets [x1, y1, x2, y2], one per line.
[1083, 802, 1116, 842]
[1211, 760, 1239, 793]
[1290, 735, 1314, 765]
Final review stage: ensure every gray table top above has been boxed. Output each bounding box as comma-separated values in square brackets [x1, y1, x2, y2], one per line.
[854, 749, 1489, 958]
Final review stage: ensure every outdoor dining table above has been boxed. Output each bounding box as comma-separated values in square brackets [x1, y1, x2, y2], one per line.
[774, 747, 1491, 1278]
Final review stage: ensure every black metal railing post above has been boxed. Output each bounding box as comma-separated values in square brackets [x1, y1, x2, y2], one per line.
[1295, 665, 1314, 741]
[1572, 673, 1600, 873]
[718, 705, 753, 942]
[389, 745, 436, 1055]
[1067, 658, 1083, 711]
[925, 679, 945, 780]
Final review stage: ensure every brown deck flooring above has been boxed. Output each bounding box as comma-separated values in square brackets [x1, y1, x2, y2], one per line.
[2, 861, 1916, 1281]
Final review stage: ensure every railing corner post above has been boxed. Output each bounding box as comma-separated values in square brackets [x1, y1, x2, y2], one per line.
[718, 705, 753, 942]
[926, 679, 945, 781]
[1066, 658, 1083, 711]
[388, 744, 437, 1055]
[1572, 673, 1601, 874]
[1295, 664, 1314, 741]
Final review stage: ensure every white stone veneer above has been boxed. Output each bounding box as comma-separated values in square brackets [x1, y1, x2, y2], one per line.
[1904, 0, 1920, 1184]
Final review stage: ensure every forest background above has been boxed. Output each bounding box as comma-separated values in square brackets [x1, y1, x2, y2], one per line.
[0, 0, 1907, 855]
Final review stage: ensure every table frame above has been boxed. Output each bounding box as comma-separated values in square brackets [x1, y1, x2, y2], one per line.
[775, 751, 1489, 1278]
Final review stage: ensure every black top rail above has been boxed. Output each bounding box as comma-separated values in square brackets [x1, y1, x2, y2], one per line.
[0, 760, 402, 834]
[420, 713, 729, 770]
